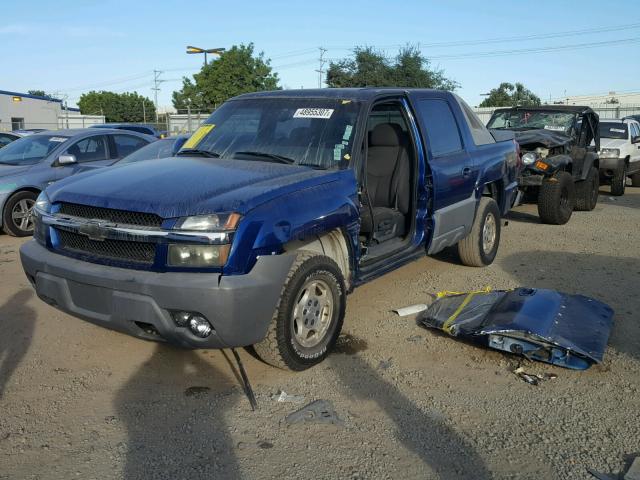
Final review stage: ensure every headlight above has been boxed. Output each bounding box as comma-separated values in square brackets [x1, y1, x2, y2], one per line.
[599, 148, 620, 158]
[174, 213, 241, 231]
[35, 191, 51, 213]
[168, 244, 230, 267]
[522, 152, 538, 165]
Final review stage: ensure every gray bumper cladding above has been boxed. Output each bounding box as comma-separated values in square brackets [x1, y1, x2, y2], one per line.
[20, 240, 296, 349]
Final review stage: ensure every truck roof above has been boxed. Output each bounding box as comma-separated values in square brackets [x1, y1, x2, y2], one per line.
[234, 87, 446, 101]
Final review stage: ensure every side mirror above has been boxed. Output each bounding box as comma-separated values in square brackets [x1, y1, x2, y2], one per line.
[58, 154, 77, 165]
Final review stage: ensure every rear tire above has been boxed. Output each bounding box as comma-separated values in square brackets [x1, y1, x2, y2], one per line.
[574, 166, 599, 211]
[632, 172, 640, 187]
[538, 172, 575, 225]
[457, 197, 501, 267]
[2, 191, 38, 237]
[610, 164, 627, 196]
[253, 252, 346, 371]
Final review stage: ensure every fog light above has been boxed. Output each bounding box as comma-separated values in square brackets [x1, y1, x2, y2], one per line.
[172, 311, 192, 327]
[189, 315, 213, 338]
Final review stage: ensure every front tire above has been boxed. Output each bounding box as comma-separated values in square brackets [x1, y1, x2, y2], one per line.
[2, 191, 38, 237]
[253, 253, 346, 371]
[538, 171, 575, 225]
[610, 164, 627, 196]
[457, 197, 501, 267]
[574, 166, 599, 211]
[631, 172, 640, 187]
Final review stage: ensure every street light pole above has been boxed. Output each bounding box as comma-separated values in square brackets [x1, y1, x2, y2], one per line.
[186, 46, 225, 67]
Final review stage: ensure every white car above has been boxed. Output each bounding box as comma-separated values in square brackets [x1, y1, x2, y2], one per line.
[597, 118, 640, 195]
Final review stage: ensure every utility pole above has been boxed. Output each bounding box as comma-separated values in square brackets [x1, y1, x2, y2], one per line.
[315, 47, 327, 88]
[152, 70, 165, 123]
[142, 100, 146, 123]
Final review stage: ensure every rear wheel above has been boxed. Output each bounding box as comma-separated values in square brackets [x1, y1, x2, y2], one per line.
[574, 166, 599, 211]
[253, 253, 346, 371]
[632, 172, 640, 187]
[538, 172, 575, 225]
[610, 163, 627, 196]
[457, 197, 501, 267]
[2, 191, 37, 237]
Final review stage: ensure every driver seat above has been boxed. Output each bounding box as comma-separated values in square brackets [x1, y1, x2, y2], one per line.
[361, 123, 410, 243]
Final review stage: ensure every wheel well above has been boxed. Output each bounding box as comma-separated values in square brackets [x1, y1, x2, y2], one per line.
[482, 181, 503, 210]
[3, 188, 40, 213]
[283, 228, 352, 290]
[10, 187, 40, 197]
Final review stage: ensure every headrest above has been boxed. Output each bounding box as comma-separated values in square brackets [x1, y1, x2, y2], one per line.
[370, 123, 403, 147]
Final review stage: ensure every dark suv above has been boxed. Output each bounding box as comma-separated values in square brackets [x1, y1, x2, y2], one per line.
[488, 106, 600, 225]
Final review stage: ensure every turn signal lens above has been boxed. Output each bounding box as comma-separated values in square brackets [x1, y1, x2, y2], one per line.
[534, 161, 549, 171]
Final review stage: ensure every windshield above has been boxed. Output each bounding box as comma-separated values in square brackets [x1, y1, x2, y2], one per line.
[487, 110, 576, 133]
[0, 135, 69, 165]
[183, 97, 361, 169]
[117, 138, 176, 165]
[600, 122, 628, 140]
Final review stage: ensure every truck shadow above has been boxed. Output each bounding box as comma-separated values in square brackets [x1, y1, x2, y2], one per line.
[114, 346, 241, 479]
[331, 353, 492, 479]
[0, 289, 36, 400]
[500, 251, 640, 364]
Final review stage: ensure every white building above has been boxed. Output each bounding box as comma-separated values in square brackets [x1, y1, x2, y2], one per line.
[0, 90, 104, 132]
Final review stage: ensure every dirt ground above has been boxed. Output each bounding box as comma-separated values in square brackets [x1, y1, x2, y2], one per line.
[1, 189, 639, 480]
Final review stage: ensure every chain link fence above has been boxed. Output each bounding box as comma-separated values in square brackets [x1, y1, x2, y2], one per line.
[474, 104, 640, 124]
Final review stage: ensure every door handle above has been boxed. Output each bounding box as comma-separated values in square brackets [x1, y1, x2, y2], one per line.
[462, 167, 472, 177]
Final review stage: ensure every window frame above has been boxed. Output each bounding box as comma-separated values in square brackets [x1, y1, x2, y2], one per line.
[414, 98, 464, 158]
[65, 134, 110, 163]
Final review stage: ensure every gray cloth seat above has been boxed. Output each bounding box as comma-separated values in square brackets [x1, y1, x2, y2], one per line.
[361, 123, 411, 242]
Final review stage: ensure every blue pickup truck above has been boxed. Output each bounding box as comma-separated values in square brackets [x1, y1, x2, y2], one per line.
[21, 89, 519, 370]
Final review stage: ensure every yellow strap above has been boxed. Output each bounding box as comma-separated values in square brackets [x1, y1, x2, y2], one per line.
[437, 286, 493, 335]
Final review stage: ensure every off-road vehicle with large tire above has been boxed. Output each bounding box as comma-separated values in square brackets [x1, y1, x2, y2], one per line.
[21, 89, 519, 371]
[488, 106, 600, 225]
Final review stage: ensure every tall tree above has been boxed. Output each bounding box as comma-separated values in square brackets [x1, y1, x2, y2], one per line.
[479, 82, 541, 108]
[326, 46, 458, 90]
[172, 43, 279, 111]
[78, 91, 156, 122]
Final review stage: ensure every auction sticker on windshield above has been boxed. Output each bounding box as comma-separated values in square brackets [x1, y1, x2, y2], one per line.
[294, 108, 334, 119]
[49, 137, 68, 142]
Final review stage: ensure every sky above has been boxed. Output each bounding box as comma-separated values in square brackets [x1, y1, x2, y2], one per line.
[3, 0, 639, 111]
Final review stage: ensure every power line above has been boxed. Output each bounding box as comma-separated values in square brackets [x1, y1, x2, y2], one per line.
[315, 47, 327, 88]
[152, 70, 164, 122]
[323, 21, 640, 51]
[424, 36, 640, 60]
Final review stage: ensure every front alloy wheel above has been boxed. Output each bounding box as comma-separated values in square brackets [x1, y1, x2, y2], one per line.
[2, 191, 38, 237]
[254, 253, 346, 371]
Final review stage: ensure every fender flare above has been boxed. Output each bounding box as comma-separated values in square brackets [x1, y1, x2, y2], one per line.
[579, 152, 600, 180]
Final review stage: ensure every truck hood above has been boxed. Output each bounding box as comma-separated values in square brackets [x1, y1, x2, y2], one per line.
[598, 138, 626, 149]
[511, 129, 572, 149]
[47, 157, 345, 218]
[0, 163, 32, 179]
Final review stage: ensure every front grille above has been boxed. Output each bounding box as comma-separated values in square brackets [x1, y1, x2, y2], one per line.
[56, 229, 156, 265]
[58, 202, 163, 228]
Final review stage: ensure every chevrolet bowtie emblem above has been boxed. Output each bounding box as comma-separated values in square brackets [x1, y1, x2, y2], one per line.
[78, 221, 110, 242]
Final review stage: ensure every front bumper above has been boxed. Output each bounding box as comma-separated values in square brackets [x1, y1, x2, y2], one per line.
[598, 157, 624, 177]
[20, 240, 295, 348]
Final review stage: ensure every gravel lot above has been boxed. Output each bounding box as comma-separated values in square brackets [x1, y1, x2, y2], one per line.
[1, 189, 639, 480]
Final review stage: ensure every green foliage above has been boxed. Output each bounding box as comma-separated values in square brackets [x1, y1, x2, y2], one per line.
[479, 82, 541, 108]
[326, 46, 458, 90]
[77, 91, 156, 122]
[172, 44, 279, 111]
[27, 90, 47, 97]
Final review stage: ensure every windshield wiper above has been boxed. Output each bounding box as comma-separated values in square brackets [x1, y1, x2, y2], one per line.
[176, 148, 220, 158]
[233, 150, 295, 165]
